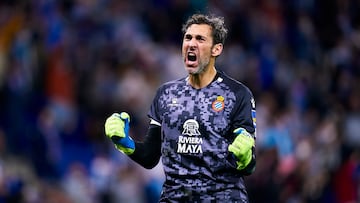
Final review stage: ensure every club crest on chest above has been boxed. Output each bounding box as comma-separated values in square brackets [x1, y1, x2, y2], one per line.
[212, 96, 225, 112]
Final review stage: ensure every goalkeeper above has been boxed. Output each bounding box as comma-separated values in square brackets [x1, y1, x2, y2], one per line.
[105, 13, 256, 202]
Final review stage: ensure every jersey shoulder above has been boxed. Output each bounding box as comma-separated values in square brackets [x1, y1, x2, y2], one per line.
[218, 70, 253, 96]
[152, 77, 187, 101]
[158, 77, 187, 91]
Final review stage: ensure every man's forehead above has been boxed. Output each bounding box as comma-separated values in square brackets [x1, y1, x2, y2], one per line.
[185, 24, 212, 36]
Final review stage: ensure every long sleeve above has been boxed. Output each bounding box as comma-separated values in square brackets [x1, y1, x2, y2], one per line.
[129, 124, 162, 169]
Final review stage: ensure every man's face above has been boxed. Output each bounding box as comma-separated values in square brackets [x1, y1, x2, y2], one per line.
[182, 24, 214, 75]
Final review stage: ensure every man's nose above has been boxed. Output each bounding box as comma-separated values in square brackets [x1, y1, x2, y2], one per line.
[188, 39, 197, 49]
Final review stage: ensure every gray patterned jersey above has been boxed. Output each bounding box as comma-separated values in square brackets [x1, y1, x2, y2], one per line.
[148, 70, 256, 202]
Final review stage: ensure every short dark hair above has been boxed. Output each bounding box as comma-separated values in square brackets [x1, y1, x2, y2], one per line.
[182, 14, 228, 45]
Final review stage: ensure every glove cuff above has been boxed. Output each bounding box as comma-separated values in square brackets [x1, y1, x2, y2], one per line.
[114, 144, 135, 155]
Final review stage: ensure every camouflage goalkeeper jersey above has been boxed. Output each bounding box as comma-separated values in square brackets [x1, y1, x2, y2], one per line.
[148, 70, 256, 202]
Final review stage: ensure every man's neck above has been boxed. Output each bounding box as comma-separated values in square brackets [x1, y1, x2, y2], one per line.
[188, 66, 217, 89]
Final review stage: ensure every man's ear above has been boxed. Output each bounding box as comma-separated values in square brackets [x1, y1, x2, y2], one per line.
[211, 43, 223, 57]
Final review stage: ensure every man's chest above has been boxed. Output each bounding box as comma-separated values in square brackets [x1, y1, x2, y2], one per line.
[159, 86, 237, 136]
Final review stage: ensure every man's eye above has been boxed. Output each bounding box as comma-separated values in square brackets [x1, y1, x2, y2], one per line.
[196, 36, 205, 41]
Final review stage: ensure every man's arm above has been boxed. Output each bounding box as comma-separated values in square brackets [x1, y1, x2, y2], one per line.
[129, 124, 162, 169]
[105, 113, 162, 169]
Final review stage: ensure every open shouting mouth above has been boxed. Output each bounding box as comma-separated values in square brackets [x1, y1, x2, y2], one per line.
[188, 52, 197, 61]
[185, 51, 198, 67]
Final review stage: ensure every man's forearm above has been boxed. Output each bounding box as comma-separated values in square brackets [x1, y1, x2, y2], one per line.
[129, 124, 162, 169]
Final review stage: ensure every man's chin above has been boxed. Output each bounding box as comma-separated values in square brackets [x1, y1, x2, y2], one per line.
[185, 66, 199, 74]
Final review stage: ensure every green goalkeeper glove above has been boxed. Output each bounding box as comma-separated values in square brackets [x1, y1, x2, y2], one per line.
[105, 112, 135, 155]
[228, 128, 255, 170]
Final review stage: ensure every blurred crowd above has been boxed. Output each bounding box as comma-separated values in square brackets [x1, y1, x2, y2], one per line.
[0, 0, 359, 202]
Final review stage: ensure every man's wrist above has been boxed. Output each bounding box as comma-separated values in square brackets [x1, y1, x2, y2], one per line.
[114, 143, 135, 155]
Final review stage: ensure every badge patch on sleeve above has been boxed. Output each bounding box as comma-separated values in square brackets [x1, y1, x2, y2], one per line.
[252, 109, 256, 128]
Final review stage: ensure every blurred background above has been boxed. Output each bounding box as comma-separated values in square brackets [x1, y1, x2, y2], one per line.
[0, 0, 359, 202]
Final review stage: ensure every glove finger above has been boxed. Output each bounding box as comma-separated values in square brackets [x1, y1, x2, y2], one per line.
[120, 112, 130, 135]
[105, 117, 120, 126]
[236, 137, 254, 151]
[231, 142, 242, 151]
[109, 124, 126, 136]
[107, 125, 122, 132]
[109, 113, 125, 123]
[120, 112, 130, 123]
[107, 119, 122, 126]
[228, 144, 241, 156]
[105, 121, 122, 134]
[243, 136, 255, 146]
[229, 136, 254, 155]
[234, 129, 255, 146]
[109, 114, 122, 122]
[105, 115, 125, 137]
[106, 126, 119, 135]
